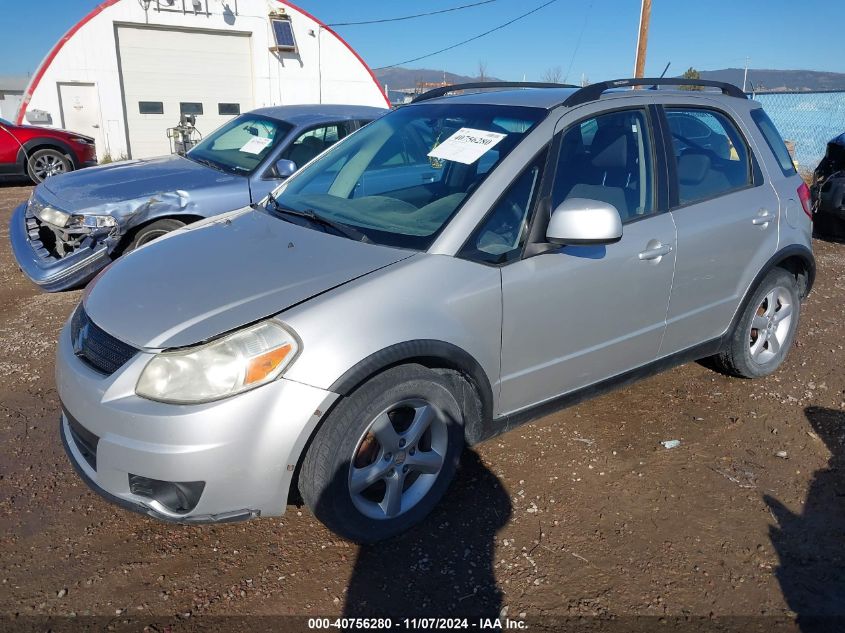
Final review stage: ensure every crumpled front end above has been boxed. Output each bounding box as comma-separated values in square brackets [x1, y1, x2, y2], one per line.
[9, 197, 117, 292]
[9, 187, 196, 292]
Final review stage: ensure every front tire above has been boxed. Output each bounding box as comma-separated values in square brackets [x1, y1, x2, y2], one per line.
[710, 268, 801, 378]
[27, 149, 71, 183]
[299, 364, 467, 543]
[126, 218, 186, 252]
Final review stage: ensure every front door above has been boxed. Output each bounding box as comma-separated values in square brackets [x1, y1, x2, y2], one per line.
[498, 107, 676, 415]
[58, 83, 104, 155]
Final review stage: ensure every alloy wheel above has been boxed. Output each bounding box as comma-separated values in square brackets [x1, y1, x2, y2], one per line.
[31, 154, 67, 180]
[748, 286, 794, 365]
[348, 398, 448, 520]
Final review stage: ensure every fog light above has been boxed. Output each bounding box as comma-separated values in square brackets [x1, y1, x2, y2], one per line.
[128, 475, 205, 513]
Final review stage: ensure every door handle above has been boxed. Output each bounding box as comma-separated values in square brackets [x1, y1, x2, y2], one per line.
[638, 243, 673, 261]
[752, 209, 775, 226]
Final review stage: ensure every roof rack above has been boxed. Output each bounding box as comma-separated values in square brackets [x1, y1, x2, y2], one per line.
[560, 77, 747, 107]
[411, 81, 578, 103]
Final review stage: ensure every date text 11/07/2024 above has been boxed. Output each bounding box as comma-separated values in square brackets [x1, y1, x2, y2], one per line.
[307, 617, 528, 630]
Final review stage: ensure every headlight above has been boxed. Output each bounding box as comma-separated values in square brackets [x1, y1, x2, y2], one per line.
[34, 204, 116, 230]
[71, 137, 94, 145]
[136, 320, 299, 404]
[35, 205, 72, 228]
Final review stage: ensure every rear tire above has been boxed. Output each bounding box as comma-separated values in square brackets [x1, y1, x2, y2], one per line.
[27, 149, 71, 183]
[126, 218, 186, 252]
[299, 364, 467, 543]
[708, 268, 801, 378]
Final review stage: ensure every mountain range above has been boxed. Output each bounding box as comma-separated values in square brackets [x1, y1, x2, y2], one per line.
[375, 67, 845, 92]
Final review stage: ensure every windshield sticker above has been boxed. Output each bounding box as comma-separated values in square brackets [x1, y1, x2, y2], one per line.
[427, 127, 507, 165]
[240, 136, 273, 155]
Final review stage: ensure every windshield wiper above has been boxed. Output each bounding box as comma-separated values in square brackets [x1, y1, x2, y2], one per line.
[188, 155, 246, 176]
[264, 193, 371, 243]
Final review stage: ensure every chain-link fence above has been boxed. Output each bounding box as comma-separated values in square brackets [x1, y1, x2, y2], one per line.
[751, 90, 845, 176]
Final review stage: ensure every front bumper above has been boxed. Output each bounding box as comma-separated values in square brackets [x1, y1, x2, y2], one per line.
[56, 316, 339, 521]
[9, 202, 112, 292]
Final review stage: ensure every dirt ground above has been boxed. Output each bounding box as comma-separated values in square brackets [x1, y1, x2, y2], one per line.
[1, 182, 843, 632]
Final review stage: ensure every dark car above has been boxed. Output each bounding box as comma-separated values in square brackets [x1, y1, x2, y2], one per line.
[0, 117, 97, 183]
[812, 131, 845, 238]
[9, 104, 386, 291]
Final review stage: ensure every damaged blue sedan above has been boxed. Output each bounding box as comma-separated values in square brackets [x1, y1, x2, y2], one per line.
[9, 104, 385, 291]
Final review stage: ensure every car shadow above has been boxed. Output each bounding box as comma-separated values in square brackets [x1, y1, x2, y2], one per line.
[342, 449, 511, 619]
[764, 406, 845, 632]
[0, 176, 33, 187]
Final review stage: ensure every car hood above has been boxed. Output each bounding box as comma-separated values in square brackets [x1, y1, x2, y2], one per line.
[40, 154, 242, 214]
[84, 209, 414, 349]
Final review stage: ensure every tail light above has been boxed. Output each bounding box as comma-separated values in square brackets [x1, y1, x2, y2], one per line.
[797, 182, 813, 219]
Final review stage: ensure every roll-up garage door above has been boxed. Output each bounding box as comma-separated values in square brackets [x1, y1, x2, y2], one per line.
[117, 25, 254, 158]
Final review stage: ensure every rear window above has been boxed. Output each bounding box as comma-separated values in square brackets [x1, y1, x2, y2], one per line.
[750, 109, 796, 176]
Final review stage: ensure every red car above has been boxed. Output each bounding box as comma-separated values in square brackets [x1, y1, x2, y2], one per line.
[0, 117, 97, 183]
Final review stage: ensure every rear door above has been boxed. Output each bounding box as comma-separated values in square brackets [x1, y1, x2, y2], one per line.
[659, 104, 780, 355]
[497, 106, 676, 415]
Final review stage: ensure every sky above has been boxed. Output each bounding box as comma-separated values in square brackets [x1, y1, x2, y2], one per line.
[0, 0, 842, 82]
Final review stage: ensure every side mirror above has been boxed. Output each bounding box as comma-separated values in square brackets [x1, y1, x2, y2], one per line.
[274, 158, 297, 179]
[546, 198, 623, 245]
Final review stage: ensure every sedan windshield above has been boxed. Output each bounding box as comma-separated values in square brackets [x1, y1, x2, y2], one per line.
[187, 114, 292, 176]
[273, 103, 546, 249]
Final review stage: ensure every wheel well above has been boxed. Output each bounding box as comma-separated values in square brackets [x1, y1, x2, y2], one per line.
[114, 214, 205, 255]
[287, 347, 495, 505]
[19, 143, 74, 168]
[776, 254, 814, 298]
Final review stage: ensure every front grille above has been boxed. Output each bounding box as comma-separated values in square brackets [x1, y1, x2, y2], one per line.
[65, 410, 99, 471]
[71, 305, 138, 375]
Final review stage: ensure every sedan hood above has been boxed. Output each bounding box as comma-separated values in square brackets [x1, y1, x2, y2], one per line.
[41, 154, 242, 213]
[84, 209, 414, 349]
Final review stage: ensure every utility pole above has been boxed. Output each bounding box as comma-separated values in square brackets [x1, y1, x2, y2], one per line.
[633, 0, 652, 79]
[743, 56, 750, 92]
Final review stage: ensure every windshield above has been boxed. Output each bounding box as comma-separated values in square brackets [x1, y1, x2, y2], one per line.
[0, 117, 12, 126]
[273, 103, 546, 249]
[187, 114, 292, 176]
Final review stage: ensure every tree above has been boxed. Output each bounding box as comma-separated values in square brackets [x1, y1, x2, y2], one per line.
[681, 67, 703, 90]
[541, 66, 563, 83]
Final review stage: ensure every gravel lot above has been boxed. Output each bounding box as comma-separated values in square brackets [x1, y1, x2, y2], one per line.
[1, 182, 843, 631]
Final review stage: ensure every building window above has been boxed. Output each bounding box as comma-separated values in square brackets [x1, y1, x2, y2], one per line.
[180, 102, 204, 116]
[218, 103, 241, 116]
[270, 17, 297, 53]
[139, 101, 164, 115]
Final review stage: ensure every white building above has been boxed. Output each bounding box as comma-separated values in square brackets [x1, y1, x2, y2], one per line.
[16, 0, 389, 159]
[0, 75, 27, 121]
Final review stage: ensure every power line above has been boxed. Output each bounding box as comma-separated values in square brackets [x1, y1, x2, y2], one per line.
[562, 0, 593, 83]
[373, 0, 560, 71]
[326, 1, 500, 27]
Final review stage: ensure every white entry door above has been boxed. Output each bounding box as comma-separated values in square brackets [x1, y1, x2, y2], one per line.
[58, 83, 105, 156]
[117, 25, 255, 159]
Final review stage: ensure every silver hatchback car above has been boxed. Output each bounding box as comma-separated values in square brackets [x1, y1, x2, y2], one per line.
[58, 79, 815, 542]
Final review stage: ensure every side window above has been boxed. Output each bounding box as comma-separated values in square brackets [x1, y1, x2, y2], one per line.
[282, 124, 342, 167]
[459, 150, 548, 265]
[750, 109, 797, 176]
[665, 107, 753, 205]
[552, 109, 655, 222]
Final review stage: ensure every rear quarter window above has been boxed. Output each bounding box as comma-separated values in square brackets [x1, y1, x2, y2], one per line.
[750, 109, 797, 177]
